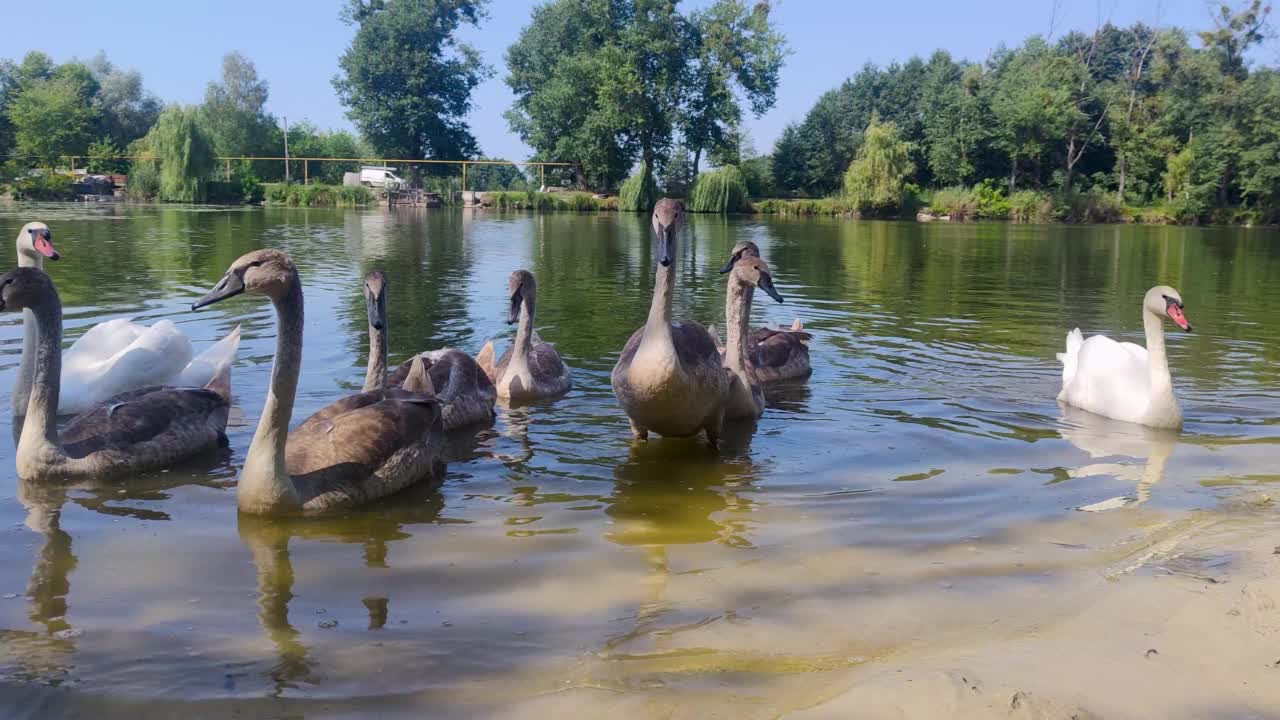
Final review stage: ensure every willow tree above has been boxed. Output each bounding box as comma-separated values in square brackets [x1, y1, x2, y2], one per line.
[144, 105, 214, 202]
[843, 119, 914, 215]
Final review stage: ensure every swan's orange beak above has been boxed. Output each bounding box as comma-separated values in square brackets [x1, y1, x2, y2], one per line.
[1166, 303, 1191, 332]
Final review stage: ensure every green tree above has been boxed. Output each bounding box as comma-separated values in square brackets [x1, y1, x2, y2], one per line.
[467, 159, 528, 190]
[506, 0, 782, 192]
[87, 52, 161, 148]
[1199, 0, 1272, 79]
[680, 0, 785, 172]
[200, 52, 277, 160]
[10, 73, 98, 165]
[985, 38, 1078, 190]
[140, 105, 215, 202]
[842, 118, 914, 215]
[920, 52, 987, 186]
[334, 0, 491, 179]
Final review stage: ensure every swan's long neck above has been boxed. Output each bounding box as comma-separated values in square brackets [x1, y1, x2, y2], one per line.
[513, 289, 536, 366]
[240, 278, 304, 514]
[725, 274, 751, 374]
[13, 252, 41, 416]
[363, 312, 387, 393]
[1143, 309, 1172, 392]
[17, 288, 62, 469]
[640, 264, 675, 355]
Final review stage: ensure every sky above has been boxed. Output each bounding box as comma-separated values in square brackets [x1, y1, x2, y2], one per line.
[5, 0, 1272, 161]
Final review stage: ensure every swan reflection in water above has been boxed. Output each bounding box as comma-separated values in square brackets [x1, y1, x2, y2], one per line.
[236, 483, 445, 695]
[1058, 405, 1177, 511]
[602, 427, 762, 654]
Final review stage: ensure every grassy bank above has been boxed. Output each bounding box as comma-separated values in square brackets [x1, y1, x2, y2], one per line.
[486, 190, 618, 211]
[264, 183, 375, 207]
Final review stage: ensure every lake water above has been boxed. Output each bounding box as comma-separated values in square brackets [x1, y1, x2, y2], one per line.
[0, 204, 1278, 718]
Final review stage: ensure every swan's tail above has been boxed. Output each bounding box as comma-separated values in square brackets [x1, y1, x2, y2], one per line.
[475, 341, 496, 382]
[203, 356, 233, 403]
[1057, 328, 1084, 388]
[789, 318, 803, 332]
[401, 356, 436, 395]
[177, 325, 241, 388]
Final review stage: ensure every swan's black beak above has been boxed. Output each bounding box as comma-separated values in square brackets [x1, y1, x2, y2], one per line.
[366, 291, 385, 331]
[656, 226, 675, 267]
[758, 272, 784, 303]
[507, 288, 522, 325]
[718, 250, 742, 274]
[192, 272, 245, 310]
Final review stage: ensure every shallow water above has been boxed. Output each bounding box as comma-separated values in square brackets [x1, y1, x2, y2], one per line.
[0, 205, 1277, 717]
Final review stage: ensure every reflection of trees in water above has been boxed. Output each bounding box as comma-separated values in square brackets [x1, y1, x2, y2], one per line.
[236, 485, 445, 694]
[338, 210, 480, 377]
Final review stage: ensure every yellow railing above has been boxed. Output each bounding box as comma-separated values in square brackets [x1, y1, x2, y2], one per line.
[9, 155, 576, 191]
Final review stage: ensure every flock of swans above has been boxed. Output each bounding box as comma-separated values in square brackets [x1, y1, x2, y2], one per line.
[1, 201, 1193, 516]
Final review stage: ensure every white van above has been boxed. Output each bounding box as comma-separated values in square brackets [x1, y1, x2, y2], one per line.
[359, 166, 406, 189]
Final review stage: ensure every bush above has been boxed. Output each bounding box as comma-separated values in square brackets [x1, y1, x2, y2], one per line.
[86, 138, 128, 175]
[619, 161, 659, 212]
[926, 186, 977, 219]
[126, 161, 160, 200]
[11, 171, 76, 200]
[1052, 189, 1123, 223]
[1008, 190, 1053, 223]
[751, 197, 857, 216]
[263, 183, 375, 207]
[688, 165, 750, 213]
[486, 190, 611, 211]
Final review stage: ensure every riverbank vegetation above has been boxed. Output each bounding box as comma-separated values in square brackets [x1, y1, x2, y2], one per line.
[3, 1, 1279, 224]
[765, 1, 1280, 224]
[263, 183, 374, 207]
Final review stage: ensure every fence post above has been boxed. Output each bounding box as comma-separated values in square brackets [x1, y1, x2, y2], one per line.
[225, 159, 231, 181]
[304, 159, 309, 185]
[540, 164, 545, 191]
[461, 161, 467, 193]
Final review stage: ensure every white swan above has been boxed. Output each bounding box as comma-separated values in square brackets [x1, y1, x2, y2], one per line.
[1057, 285, 1192, 430]
[13, 222, 241, 415]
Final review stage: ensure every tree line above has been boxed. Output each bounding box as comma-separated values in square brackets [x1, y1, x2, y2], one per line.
[2, 0, 1278, 222]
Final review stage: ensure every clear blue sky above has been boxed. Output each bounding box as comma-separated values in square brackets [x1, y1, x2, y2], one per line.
[6, 1, 1269, 160]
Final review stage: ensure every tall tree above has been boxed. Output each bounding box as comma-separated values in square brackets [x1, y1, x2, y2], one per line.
[985, 38, 1078, 191]
[919, 51, 987, 186]
[681, 0, 785, 172]
[200, 52, 276, 159]
[334, 0, 491, 176]
[843, 118, 914, 215]
[506, 0, 783, 191]
[86, 53, 162, 148]
[10, 68, 98, 166]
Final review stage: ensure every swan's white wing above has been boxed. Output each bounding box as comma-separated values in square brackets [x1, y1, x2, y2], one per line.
[58, 320, 193, 414]
[1059, 334, 1151, 424]
[63, 318, 144, 372]
[175, 325, 241, 388]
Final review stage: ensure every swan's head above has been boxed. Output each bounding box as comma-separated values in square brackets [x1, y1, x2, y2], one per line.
[364, 270, 387, 331]
[719, 240, 761, 274]
[651, 198, 684, 268]
[506, 269, 535, 325]
[0, 267, 56, 314]
[1144, 285, 1191, 332]
[732, 257, 784, 303]
[16, 222, 59, 265]
[192, 249, 296, 310]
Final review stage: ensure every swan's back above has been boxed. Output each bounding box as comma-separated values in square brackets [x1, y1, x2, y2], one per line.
[286, 388, 443, 509]
[1057, 331, 1153, 423]
[386, 349, 495, 429]
[59, 320, 194, 413]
